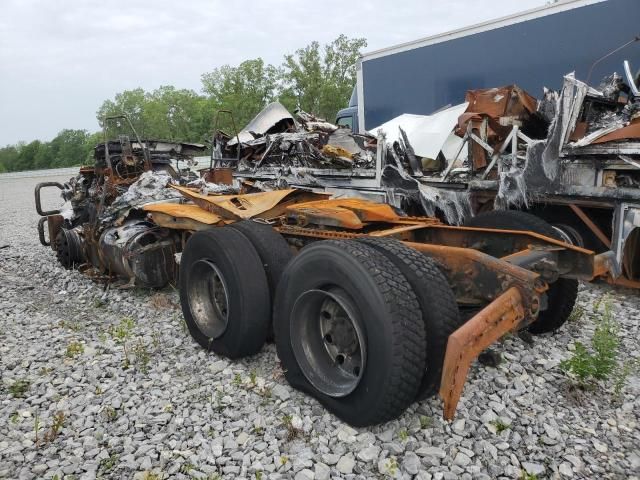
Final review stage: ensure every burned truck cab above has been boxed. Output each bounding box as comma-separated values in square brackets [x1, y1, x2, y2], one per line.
[35, 135, 206, 288]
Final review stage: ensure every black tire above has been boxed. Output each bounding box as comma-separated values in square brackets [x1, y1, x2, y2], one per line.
[530, 205, 600, 252]
[357, 237, 462, 400]
[274, 240, 426, 427]
[55, 228, 84, 270]
[464, 210, 578, 334]
[179, 227, 271, 358]
[230, 220, 293, 341]
[229, 220, 293, 300]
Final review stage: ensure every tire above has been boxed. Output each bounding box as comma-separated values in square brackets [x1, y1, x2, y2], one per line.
[274, 240, 426, 426]
[357, 237, 462, 400]
[531, 206, 600, 252]
[229, 220, 293, 300]
[550, 223, 585, 248]
[464, 210, 578, 334]
[230, 220, 293, 341]
[179, 227, 271, 358]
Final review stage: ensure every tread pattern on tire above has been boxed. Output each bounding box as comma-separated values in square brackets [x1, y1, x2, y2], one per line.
[357, 237, 462, 399]
[229, 220, 293, 298]
[179, 227, 271, 358]
[329, 240, 426, 424]
[464, 210, 579, 334]
[274, 239, 427, 426]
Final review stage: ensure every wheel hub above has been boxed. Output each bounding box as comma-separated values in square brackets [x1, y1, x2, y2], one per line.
[187, 259, 229, 339]
[290, 287, 366, 397]
[55, 228, 84, 269]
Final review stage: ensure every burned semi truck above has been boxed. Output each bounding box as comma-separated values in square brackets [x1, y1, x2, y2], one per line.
[32, 0, 634, 426]
[333, 0, 640, 288]
[35, 127, 614, 425]
[34, 105, 622, 426]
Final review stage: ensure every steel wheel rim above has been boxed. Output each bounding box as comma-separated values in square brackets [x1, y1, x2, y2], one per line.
[290, 287, 367, 397]
[187, 259, 230, 339]
[551, 224, 584, 247]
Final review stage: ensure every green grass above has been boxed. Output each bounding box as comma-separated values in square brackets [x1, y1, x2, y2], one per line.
[490, 419, 510, 433]
[9, 379, 30, 398]
[98, 453, 118, 473]
[521, 470, 538, 480]
[108, 317, 136, 344]
[419, 415, 433, 429]
[385, 457, 398, 476]
[560, 300, 619, 385]
[65, 341, 84, 358]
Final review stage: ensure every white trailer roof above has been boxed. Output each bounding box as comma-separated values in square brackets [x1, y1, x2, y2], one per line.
[362, 0, 607, 62]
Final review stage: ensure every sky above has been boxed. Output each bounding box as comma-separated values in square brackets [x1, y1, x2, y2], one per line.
[0, 0, 547, 146]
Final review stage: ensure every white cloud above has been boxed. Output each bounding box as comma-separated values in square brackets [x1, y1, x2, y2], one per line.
[0, 0, 546, 145]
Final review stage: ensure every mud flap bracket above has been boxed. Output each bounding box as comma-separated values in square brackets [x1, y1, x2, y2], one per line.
[439, 286, 526, 419]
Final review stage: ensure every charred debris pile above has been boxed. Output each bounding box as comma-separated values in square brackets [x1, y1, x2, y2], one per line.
[54, 67, 640, 243]
[206, 68, 639, 223]
[213, 103, 377, 175]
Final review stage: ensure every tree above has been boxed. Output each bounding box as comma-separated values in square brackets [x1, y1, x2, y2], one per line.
[0, 145, 19, 172]
[0, 34, 368, 172]
[96, 88, 147, 139]
[201, 58, 281, 133]
[50, 129, 90, 167]
[281, 34, 367, 121]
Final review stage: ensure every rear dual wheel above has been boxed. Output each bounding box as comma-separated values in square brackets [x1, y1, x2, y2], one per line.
[274, 239, 460, 426]
[180, 228, 462, 426]
[179, 227, 271, 358]
[179, 221, 292, 357]
[464, 210, 579, 334]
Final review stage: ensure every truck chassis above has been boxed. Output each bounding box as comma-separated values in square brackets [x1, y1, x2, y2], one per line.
[142, 187, 610, 425]
[34, 131, 614, 426]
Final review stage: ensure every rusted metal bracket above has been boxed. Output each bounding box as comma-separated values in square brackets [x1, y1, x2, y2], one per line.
[34, 182, 65, 216]
[569, 204, 612, 248]
[404, 241, 542, 307]
[440, 286, 526, 419]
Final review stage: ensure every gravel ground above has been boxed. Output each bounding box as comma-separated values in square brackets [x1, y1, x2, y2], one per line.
[1, 171, 639, 480]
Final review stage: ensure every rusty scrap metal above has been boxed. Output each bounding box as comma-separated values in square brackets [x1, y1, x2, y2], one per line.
[440, 286, 526, 419]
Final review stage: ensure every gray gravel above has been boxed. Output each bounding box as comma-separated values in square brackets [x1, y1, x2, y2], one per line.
[1, 171, 639, 480]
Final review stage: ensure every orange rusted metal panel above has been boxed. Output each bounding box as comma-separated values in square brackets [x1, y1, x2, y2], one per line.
[171, 185, 298, 220]
[592, 117, 640, 144]
[46, 214, 65, 250]
[143, 203, 224, 225]
[439, 287, 526, 419]
[289, 198, 403, 223]
[288, 205, 365, 230]
[286, 197, 411, 229]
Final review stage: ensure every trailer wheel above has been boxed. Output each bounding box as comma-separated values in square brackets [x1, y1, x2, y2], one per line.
[179, 227, 270, 358]
[357, 237, 462, 400]
[274, 240, 426, 426]
[551, 223, 585, 248]
[464, 210, 578, 334]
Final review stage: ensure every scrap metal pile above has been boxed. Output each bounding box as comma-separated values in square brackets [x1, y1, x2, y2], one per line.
[36, 138, 206, 288]
[217, 103, 376, 174]
[37, 64, 640, 287]
[209, 65, 640, 225]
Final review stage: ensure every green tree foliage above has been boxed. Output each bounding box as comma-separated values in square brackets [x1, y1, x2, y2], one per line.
[0, 130, 93, 172]
[96, 86, 212, 143]
[281, 34, 367, 120]
[201, 58, 281, 133]
[96, 88, 147, 138]
[1, 35, 366, 172]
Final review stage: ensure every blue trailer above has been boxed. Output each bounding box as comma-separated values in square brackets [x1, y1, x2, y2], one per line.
[336, 0, 640, 133]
